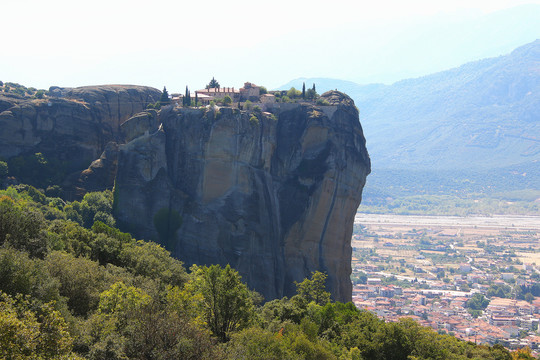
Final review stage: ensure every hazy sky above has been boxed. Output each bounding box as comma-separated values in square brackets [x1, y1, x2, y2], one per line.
[2, 0, 540, 93]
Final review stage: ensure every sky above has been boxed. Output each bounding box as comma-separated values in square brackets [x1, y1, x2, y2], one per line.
[2, 0, 540, 93]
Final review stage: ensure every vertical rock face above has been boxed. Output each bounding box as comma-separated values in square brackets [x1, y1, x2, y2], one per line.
[114, 91, 370, 302]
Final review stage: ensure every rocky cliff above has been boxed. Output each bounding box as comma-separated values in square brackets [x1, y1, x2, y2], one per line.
[0, 85, 160, 193]
[114, 91, 370, 302]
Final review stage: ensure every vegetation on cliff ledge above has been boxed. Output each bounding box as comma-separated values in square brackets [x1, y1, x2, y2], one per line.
[0, 185, 536, 359]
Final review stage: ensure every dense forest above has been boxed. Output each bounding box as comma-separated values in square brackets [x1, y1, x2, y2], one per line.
[0, 185, 537, 359]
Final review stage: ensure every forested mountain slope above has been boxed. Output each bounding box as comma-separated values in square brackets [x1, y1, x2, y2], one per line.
[284, 40, 540, 172]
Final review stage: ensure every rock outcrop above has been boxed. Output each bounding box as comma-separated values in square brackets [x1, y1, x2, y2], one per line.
[59, 85, 161, 137]
[0, 85, 160, 193]
[114, 91, 370, 302]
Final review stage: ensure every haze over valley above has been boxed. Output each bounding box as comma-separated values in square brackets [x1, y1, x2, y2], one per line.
[1, 1, 540, 358]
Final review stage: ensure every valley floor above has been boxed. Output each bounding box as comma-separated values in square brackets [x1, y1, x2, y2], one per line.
[355, 213, 540, 231]
[352, 213, 540, 353]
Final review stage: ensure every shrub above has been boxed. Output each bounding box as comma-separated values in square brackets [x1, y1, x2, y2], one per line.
[34, 90, 45, 99]
[287, 87, 302, 98]
[222, 95, 232, 105]
[316, 98, 330, 106]
[0, 161, 8, 179]
[12, 87, 25, 96]
[147, 102, 160, 110]
[249, 115, 259, 126]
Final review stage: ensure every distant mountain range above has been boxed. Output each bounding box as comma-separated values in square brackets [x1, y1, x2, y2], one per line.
[280, 40, 540, 194]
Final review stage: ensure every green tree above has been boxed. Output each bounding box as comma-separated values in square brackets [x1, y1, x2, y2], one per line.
[98, 282, 151, 316]
[295, 271, 331, 306]
[306, 88, 317, 100]
[206, 77, 220, 89]
[184, 86, 191, 106]
[302, 82, 306, 99]
[160, 86, 170, 105]
[511, 347, 536, 359]
[285, 330, 336, 360]
[84, 287, 216, 360]
[0, 195, 47, 258]
[70, 190, 114, 228]
[287, 87, 301, 99]
[466, 293, 489, 310]
[45, 251, 107, 316]
[119, 240, 187, 286]
[226, 327, 297, 360]
[0, 247, 62, 305]
[0, 291, 78, 359]
[189, 264, 256, 342]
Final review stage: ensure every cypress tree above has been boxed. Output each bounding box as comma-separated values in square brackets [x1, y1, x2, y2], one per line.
[185, 86, 191, 106]
[184, 86, 190, 107]
[302, 82, 306, 99]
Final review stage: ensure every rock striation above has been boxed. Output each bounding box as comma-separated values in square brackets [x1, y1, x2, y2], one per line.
[114, 91, 370, 302]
